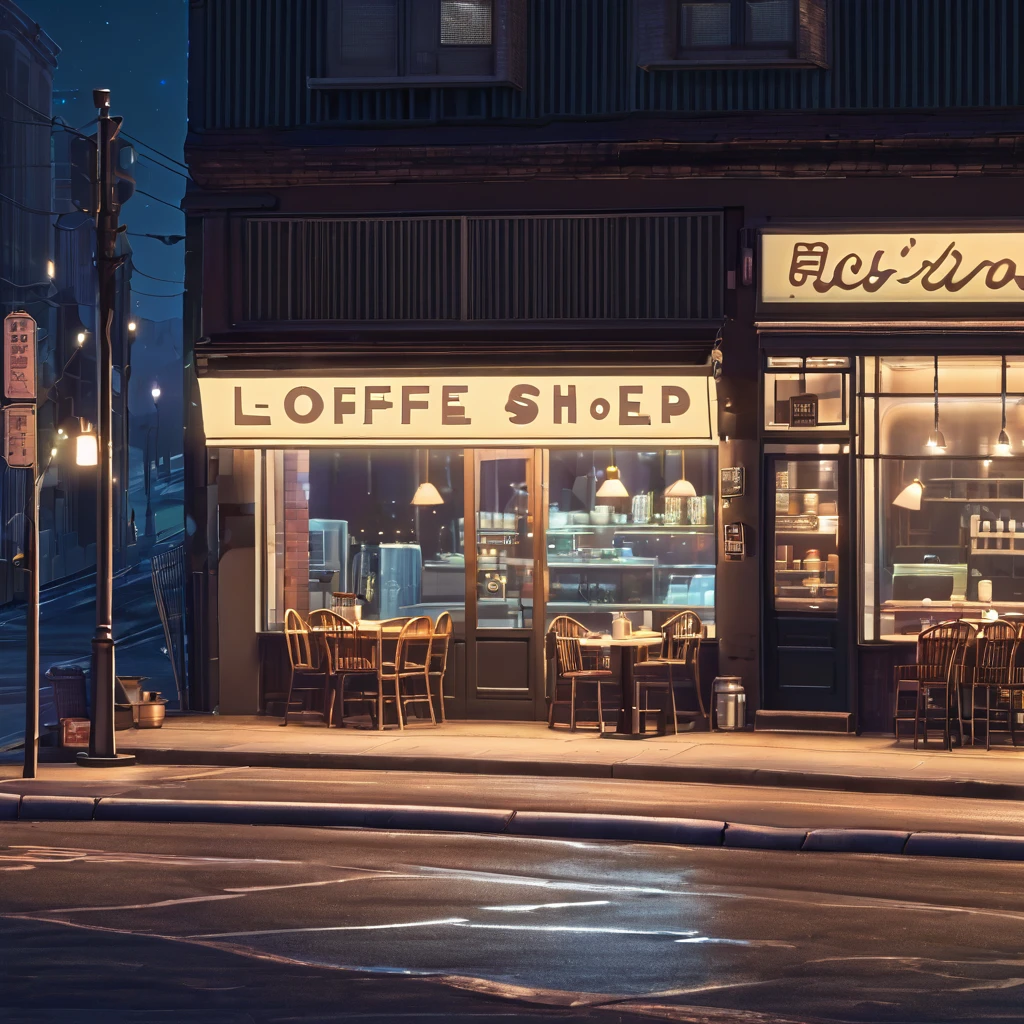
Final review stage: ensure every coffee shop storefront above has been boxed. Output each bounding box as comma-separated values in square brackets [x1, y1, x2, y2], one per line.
[198, 368, 721, 721]
[757, 226, 1024, 732]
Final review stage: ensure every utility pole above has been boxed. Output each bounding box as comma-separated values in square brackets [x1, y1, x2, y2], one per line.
[77, 89, 135, 768]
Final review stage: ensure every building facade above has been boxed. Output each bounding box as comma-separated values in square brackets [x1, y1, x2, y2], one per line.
[184, 0, 1024, 730]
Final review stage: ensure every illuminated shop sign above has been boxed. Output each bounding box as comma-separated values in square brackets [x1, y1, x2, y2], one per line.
[198, 371, 716, 446]
[761, 232, 1024, 304]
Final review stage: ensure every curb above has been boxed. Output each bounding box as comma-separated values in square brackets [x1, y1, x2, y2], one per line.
[7, 794, 1024, 862]
[117, 745, 1024, 803]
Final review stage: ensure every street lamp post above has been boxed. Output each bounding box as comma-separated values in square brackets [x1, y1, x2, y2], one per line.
[77, 89, 134, 769]
[145, 385, 160, 538]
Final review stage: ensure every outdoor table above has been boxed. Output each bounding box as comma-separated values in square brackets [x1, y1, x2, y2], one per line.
[580, 632, 661, 737]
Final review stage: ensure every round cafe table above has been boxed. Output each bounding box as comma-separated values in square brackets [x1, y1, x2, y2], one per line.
[580, 632, 661, 737]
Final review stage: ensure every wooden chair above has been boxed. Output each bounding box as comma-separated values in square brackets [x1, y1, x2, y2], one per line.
[430, 611, 454, 723]
[894, 620, 974, 750]
[309, 610, 380, 728]
[972, 620, 1024, 749]
[280, 609, 332, 726]
[381, 616, 436, 727]
[632, 611, 706, 735]
[547, 627, 614, 731]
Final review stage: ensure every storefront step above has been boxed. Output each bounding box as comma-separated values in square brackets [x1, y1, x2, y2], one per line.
[754, 710, 853, 735]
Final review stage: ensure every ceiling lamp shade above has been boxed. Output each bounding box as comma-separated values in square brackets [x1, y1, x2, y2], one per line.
[925, 428, 947, 452]
[664, 477, 697, 498]
[596, 465, 629, 499]
[892, 479, 924, 511]
[411, 482, 444, 506]
[997, 356, 1012, 455]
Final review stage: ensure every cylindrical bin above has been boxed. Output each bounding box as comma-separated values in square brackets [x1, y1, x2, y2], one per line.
[712, 676, 747, 731]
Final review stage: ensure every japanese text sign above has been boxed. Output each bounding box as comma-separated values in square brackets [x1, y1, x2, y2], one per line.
[4, 312, 36, 401]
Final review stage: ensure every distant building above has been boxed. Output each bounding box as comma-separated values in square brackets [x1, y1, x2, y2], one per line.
[0, 0, 57, 602]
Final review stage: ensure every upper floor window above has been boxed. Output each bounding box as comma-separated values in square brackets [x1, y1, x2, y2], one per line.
[313, 0, 525, 89]
[637, 0, 827, 70]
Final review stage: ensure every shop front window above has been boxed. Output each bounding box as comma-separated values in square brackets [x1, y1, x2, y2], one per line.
[545, 448, 717, 635]
[263, 448, 466, 630]
[860, 356, 1024, 641]
[764, 356, 850, 431]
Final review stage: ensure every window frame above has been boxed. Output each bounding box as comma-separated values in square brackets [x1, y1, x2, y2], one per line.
[311, 0, 526, 90]
[636, 0, 828, 71]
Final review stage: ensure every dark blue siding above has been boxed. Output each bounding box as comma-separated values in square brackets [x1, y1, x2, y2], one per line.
[194, 0, 1024, 130]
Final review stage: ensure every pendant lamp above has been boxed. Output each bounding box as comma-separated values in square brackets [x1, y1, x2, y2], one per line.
[411, 450, 444, 506]
[996, 355, 1012, 456]
[596, 450, 629, 499]
[892, 479, 924, 511]
[924, 355, 946, 452]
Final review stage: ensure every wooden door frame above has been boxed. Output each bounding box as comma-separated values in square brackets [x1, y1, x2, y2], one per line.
[463, 447, 548, 720]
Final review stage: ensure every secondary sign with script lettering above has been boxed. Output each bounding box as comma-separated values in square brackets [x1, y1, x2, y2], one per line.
[761, 232, 1024, 304]
[198, 372, 716, 447]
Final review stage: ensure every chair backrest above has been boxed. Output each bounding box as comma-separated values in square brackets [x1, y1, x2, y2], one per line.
[548, 615, 588, 639]
[284, 609, 316, 670]
[430, 612, 453, 676]
[554, 635, 584, 676]
[378, 617, 411, 630]
[976, 620, 1018, 683]
[308, 608, 348, 631]
[916, 620, 975, 682]
[308, 608, 356, 673]
[397, 616, 434, 671]
[661, 610, 703, 660]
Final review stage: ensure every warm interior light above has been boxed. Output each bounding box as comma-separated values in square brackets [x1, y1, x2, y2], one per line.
[50, 447, 57, 459]
[128, 320, 138, 332]
[46, 260, 55, 279]
[925, 355, 946, 452]
[925, 429, 946, 452]
[664, 477, 697, 498]
[411, 482, 444, 506]
[892, 479, 924, 511]
[76, 433, 98, 467]
[596, 465, 629, 499]
[997, 428, 1012, 457]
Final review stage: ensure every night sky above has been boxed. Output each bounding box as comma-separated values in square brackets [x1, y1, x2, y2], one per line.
[19, 0, 188, 324]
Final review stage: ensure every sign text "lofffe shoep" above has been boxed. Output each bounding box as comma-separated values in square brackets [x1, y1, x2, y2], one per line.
[197, 372, 716, 447]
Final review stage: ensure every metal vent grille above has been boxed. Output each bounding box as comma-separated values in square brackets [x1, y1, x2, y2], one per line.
[245, 212, 721, 322]
[468, 212, 721, 320]
[246, 218, 463, 321]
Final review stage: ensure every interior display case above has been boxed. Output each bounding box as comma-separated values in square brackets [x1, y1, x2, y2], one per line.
[543, 447, 717, 633]
[771, 457, 841, 613]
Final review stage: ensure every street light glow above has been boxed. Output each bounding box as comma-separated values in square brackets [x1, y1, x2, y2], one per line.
[151, 386, 161, 401]
[76, 332, 86, 344]
[128, 320, 138, 332]
[76, 421, 98, 467]
[46, 260, 55, 279]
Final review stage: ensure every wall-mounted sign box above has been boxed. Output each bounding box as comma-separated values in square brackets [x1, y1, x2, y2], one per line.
[761, 231, 1024, 307]
[198, 369, 718, 448]
[4, 312, 36, 401]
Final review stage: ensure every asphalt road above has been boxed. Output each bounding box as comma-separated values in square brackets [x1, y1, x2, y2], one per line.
[6, 763, 1024, 836]
[2, 820, 1024, 1023]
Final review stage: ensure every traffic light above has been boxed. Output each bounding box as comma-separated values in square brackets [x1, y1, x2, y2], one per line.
[67, 132, 135, 216]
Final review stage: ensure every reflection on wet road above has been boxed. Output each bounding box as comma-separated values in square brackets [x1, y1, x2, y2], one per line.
[3, 821, 1024, 1022]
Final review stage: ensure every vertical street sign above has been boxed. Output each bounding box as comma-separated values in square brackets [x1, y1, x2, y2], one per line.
[4, 311, 37, 401]
[3, 405, 36, 468]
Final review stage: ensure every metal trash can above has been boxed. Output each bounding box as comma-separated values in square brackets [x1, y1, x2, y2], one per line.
[712, 676, 747, 731]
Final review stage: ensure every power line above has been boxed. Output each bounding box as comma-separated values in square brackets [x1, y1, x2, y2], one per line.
[128, 232, 185, 245]
[121, 132, 188, 171]
[136, 188, 184, 214]
[0, 192, 58, 216]
[129, 260, 184, 285]
[138, 154, 190, 180]
[131, 287, 184, 298]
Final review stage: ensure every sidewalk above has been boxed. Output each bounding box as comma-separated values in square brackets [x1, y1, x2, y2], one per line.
[102, 714, 1024, 801]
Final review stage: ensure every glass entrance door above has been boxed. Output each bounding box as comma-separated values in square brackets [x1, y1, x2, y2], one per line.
[763, 450, 851, 713]
[466, 450, 547, 718]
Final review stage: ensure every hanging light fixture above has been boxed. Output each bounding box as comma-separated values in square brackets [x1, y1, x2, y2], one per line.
[411, 449, 444, 506]
[75, 419, 98, 467]
[924, 355, 946, 452]
[892, 479, 924, 511]
[596, 450, 629, 499]
[996, 355, 1012, 456]
[664, 452, 696, 498]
